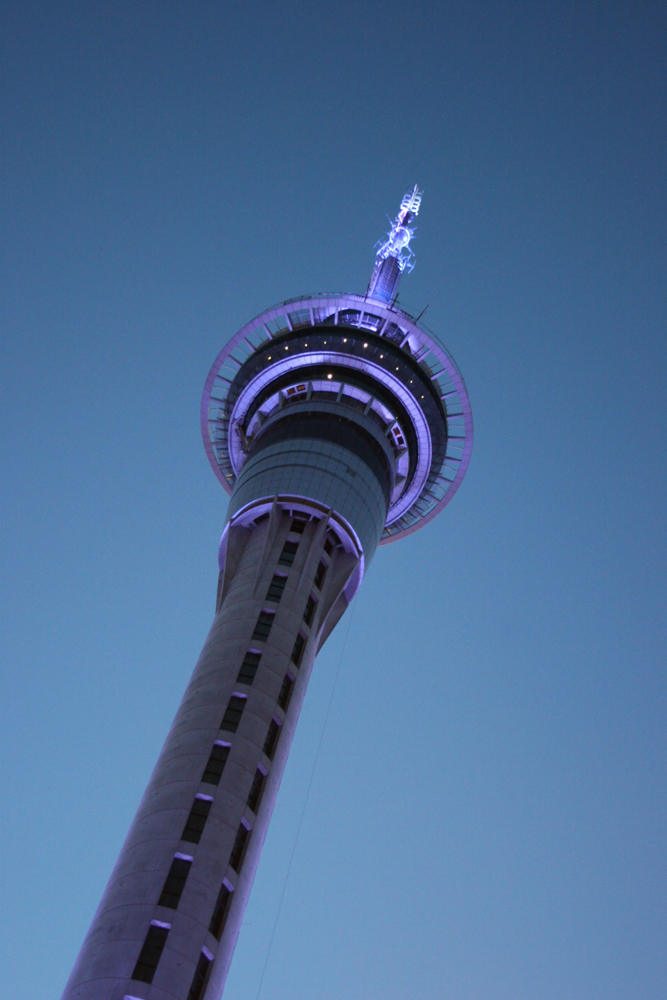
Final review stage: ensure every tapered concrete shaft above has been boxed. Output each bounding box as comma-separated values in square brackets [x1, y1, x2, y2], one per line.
[61, 506, 358, 1000]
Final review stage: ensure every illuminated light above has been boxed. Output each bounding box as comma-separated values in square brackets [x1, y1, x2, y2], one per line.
[285, 346, 289, 351]
[267, 356, 272, 360]
[363, 343, 368, 348]
[343, 338, 347, 343]
[396, 367, 399, 371]
[327, 374, 333, 379]
[380, 354, 384, 358]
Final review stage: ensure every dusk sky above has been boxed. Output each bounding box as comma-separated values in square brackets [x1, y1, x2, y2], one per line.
[2, 2, 665, 998]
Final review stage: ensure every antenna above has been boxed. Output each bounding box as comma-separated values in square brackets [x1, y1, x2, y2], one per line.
[400, 184, 423, 217]
[367, 185, 423, 303]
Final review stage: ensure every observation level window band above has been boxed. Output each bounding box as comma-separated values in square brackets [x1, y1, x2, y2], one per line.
[222, 328, 438, 421]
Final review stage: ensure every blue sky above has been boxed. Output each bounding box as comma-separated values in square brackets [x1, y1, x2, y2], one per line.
[1, 2, 665, 998]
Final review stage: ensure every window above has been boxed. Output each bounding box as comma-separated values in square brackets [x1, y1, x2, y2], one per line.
[263, 719, 281, 760]
[291, 516, 307, 534]
[252, 611, 275, 641]
[278, 673, 294, 712]
[201, 743, 230, 785]
[236, 651, 261, 686]
[220, 695, 246, 732]
[229, 823, 250, 872]
[157, 855, 192, 909]
[247, 768, 267, 814]
[181, 796, 212, 844]
[186, 949, 213, 1000]
[324, 538, 333, 556]
[291, 633, 305, 667]
[278, 540, 299, 567]
[314, 561, 327, 589]
[209, 882, 233, 940]
[131, 922, 170, 983]
[303, 595, 316, 626]
[265, 574, 287, 604]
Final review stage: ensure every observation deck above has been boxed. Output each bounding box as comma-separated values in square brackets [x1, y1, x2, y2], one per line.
[201, 292, 473, 550]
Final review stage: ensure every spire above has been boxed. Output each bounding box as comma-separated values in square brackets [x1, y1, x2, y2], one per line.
[366, 185, 423, 303]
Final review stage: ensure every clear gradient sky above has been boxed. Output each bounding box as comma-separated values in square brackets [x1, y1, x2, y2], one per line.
[1, 3, 666, 999]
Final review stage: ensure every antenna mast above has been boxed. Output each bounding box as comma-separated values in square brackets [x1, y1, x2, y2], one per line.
[367, 184, 423, 303]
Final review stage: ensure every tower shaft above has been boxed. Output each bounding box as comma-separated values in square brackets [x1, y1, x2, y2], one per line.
[61, 506, 359, 1000]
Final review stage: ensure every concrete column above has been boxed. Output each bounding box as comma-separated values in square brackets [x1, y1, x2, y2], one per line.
[61, 506, 358, 1000]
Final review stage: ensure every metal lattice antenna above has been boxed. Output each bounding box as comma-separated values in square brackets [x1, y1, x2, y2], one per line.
[367, 185, 423, 303]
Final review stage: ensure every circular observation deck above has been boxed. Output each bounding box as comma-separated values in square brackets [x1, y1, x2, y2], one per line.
[201, 294, 473, 545]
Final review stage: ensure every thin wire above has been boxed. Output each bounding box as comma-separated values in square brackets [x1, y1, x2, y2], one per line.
[254, 596, 357, 1000]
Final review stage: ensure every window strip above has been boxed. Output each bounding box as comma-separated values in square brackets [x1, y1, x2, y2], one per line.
[131, 923, 170, 984]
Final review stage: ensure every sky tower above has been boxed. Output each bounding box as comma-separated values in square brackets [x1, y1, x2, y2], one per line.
[61, 188, 473, 1000]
